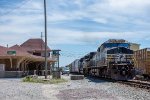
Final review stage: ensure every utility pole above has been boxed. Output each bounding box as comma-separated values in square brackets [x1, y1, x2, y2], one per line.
[44, 0, 48, 79]
[41, 32, 43, 51]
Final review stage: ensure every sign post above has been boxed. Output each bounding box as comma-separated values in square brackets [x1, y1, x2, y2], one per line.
[7, 51, 16, 55]
[51, 50, 61, 79]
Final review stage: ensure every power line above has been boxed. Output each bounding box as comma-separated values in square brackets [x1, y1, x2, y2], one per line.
[0, 0, 32, 18]
[57, 50, 84, 57]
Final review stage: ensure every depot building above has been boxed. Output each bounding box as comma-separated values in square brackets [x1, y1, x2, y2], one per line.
[0, 38, 55, 78]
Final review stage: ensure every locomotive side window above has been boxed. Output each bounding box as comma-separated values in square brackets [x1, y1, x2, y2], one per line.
[103, 43, 129, 48]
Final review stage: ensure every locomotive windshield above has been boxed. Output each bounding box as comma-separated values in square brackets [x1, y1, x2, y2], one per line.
[103, 43, 129, 48]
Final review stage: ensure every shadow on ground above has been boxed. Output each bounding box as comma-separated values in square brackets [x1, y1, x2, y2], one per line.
[85, 76, 116, 83]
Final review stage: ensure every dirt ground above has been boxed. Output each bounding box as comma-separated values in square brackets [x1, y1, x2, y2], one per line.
[0, 75, 149, 100]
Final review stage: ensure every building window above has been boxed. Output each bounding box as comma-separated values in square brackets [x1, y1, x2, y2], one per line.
[33, 52, 41, 56]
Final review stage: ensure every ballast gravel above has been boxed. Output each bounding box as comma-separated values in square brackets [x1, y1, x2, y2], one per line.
[0, 76, 149, 100]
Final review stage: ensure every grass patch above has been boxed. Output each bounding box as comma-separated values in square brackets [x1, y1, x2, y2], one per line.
[49, 78, 68, 84]
[23, 76, 68, 84]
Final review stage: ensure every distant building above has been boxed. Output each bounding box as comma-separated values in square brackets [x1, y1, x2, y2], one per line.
[130, 43, 140, 51]
[20, 39, 51, 57]
[0, 38, 55, 78]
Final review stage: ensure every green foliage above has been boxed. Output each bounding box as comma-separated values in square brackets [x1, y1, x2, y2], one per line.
[23, 75, 38, 82]
[49, 78, 68, 84]
[23, 76, 67, 84]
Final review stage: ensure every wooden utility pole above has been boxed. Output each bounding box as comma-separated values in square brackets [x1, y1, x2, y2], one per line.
[44, 0, 48, 79]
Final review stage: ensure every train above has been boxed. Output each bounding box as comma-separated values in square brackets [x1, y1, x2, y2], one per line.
[69, 39, 137, 80]
[70, 59, 80, 73]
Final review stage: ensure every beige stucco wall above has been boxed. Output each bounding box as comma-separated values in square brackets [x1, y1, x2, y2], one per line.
[130, 43, 140, 51]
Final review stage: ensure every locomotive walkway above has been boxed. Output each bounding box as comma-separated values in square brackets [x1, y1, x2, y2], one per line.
[0, 75, 149, 100]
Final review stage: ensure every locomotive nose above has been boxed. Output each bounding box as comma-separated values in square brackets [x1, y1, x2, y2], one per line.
[114, 54, 126, 63]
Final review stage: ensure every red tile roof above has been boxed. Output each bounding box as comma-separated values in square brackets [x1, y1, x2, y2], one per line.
[0, 45, 8, 56]
[9, 44, 30, 56]
[0, 45, 30, 56]
[0, 39, 55, 62]
[20, 38, 50, 52]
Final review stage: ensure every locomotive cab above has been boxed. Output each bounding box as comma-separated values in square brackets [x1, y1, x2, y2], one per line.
[107, 47, 134, 80]
[97, 39, 135, 80]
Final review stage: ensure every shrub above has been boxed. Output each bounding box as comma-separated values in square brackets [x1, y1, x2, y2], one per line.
[23, 76, 67, 84]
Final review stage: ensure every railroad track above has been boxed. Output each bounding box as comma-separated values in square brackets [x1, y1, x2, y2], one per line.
[86, 76, 150, 91]
[118, 80, 150, 91]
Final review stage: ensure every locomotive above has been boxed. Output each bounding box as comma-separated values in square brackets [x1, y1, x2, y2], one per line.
[70, 39, 135, 80]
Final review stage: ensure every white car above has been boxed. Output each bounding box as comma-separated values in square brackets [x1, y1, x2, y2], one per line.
[62, 67, 70, 75]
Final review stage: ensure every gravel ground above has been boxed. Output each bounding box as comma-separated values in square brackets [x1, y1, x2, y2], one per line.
[0, 75, 149, 100]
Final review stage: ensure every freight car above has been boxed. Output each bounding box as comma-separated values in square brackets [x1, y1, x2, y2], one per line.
[70, 59, 80, 73]
[134, 48, 150, 79]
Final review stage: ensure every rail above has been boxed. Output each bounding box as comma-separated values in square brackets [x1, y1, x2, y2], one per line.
[118, 80, 150, 91]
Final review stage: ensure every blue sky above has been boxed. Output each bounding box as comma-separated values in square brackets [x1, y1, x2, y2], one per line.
[0, 0, 150, 66]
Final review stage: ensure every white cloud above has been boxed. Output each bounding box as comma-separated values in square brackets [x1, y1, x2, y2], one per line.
[46, 27, 150, 45]
[20, 0, 43, 10]
[108, 0, 150, 9]
[92, 18, 108, 24]
[89, 0, 150, 14]
[0, 0, 150, 47]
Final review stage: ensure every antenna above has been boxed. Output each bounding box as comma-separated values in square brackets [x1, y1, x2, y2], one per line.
[41, 32, 43, 40]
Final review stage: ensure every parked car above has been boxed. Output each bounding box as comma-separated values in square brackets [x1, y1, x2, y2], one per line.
[62, 67, 70, 75]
